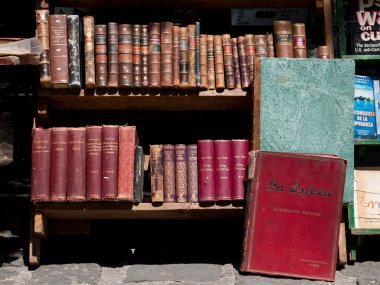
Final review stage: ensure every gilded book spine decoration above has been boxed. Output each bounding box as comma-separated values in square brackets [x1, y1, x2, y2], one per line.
[292, 23, 307, 58]
[83, 16, 95, 88]
[172, 26, 180, 88]
[118, 24, 133, 88]
[150, 144, 164, 202]
[188, 24, 196, 88]
[207, 35, 215, 90]
[199, 34, 208, 89]
[95, 25, 107, 88]
[195, 22, 201, 88]
[214, 35, 225, 90]
[222, 34, 235, 89]
[245, 34, 255, 85]
[187, 144, 199, 203]
[161, 22, 173, 87]
[141, 25, 149, 87]
[148, 23, 161, 88]
[231, 38, 242, 89]
[108, 22, 119, 88]
[163, 144, 176, 202]
[254, 35, 267, 58]
[179, 27, 189, 88]
[132, 24, 142, 87]
[175, 144, 188, 202]
[36, 10, 52, 88]
[273, 20, 294, 58]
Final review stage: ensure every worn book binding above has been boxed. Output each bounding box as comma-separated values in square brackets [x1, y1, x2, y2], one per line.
[206, 35, 215, 90]
[231, 38, 241, 89]
[179, 27, 189, 88]
[163, 144, 176, 202]
[273, 20, 294, 58]
[188, 25, 196, 88]
[198, 139, 215, 202]
[35, 10, 52, 88]
[293, 23, 307, 58]
[161, 22, 173, 87]
[150, 144, 164, 202]
[231, 139, 248, 200]
[132, 24, 142, 87]
[67, 15, 81, 88]
[222, 34, 235, 90]
[141, 25, 149, 87]
[83, 16, 95, 88]
[108, 22, 119, 88]
[86, 126, 102, 200]
[95, 25, 107, 88]
[148, 23, 161, 88]
[175, 144, 188, 202]
[134, 146, 145, 203]
[118, 24, 133, 88]
[214, 35, 225, 90]
[238, 36, 250, 89]
[214, 140, 232, 201]
[172, 25, 180, 88]
[187, 144, 199, 203]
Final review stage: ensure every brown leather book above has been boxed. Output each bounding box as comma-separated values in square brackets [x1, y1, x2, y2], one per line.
[67, 15, 81, 88]
[273, 20, 294, 58]
[31, 128, 51, 202]
[245, 34, 255, 85]
[118, 24, 133, 88]
[200, 34, 208, 89]
[86, 126, 102, 201]
[83, 16, 96, 89]
[150, 145, 164, 202]
[108, 22, 119, 88]
[95, 25, 107, 88]
[254, 35, 267, 58]
[35, 10, 52, 88]
[222, 34, 235, 89]
[318, 46, 332, 59]
[188, 25, 196, 88]
[102, 125, 119, 200]
[49, 14, 69, 88]
[163, 144, 176, 203]
[175, 144, 188, 202]
[293, 23, 307, 58]
[238, 36, 250, 89]
[141, 25, 149, 87]
[179, 27, 189, 88]
[133, 24, 142, 87]
[172, 25, 180, 88]
[207, 35, 215, 90]
[148, 23, 161, 88]
[231, 38, 242, 89]
[214, 35, 225, 90]
[266, 33, 275, 58]
[118, 126, 139, 201]
[161, 22, 173, 88]
[187, 144, 198, 203]
[50, 127, 68, 202]
[67, 128, 86, 201]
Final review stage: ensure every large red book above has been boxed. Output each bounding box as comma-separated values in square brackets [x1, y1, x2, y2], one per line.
[231, 139, 248, 201]
[86, 126, 102, 200]
[197, 140, 215, 202]
[214, 140, 232, 201]
[102, 125, 119, 200]
[241, 151, 347, 281]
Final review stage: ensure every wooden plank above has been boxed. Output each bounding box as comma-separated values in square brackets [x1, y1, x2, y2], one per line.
[253, 58, 262, 151]
[323, 0, 334, 57]
[49, 220, 91, 235]
[338, 223, 347, 265]
[34, 212, 48, 238]
[29, 236, 41, 266]
[0, 56, 20, 65]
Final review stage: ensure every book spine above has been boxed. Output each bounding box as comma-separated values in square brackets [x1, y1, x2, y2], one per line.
[95, 24, 107, 88]
[148, 23, 161, 88]
[67, 15, 81, 88]
[187, 144, 198, 203]
[293, 23, 307, 58]
[214, 140, 232, 201]
[222, 34, 235, 89]
[188, 25, 196, 88]
[179, 27, 189, 88]
[49, 14, 69, 88]
[254, 35, 267, 58]
[231, 38, 242, 89]
[108, 22, 119, 88]
[318, 45, 332, 59]
[245, 34, 255, 85]
[35, 10, 52, 88]
[83, 16, 96, 88]
[195, 22, 201, 88]
[266, 33, 275, 58]
[141, 25, 149, 87]
[150, 144, 164, 202]
[101, 125, 119, 200]
[133, 24, 142, 87]
[86, 126, 102, 200]
[273, 20, 294, 58]
[214, 35, 225, 90]
[31, 128, 51, 202]
[50, 127, 68, 201]
[118, 24, 133, 88]
[175, 144, 188, 202]
[133, 146, 144, 203]
[199, 34, 208, 89]
[207, 35, 215, 90]
[172, 25, 180, 88]
[163, 144, 176, 202]
[197, 139, 215, 202]
[231, 139, 248, 200]
[66, 127, 86, 201]
[118, 126, 138, 201]
[161, 22, 173, 88]
[238, 36, 250, 89]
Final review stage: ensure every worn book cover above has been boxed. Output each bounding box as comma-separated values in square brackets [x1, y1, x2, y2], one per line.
[241, 151, 347, 281]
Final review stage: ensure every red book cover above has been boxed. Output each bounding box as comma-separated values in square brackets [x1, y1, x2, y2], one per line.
[241, 151, 347, 281]
[66, 128, 86, 201]
[231, 139, 248, 201]
[50, 127, 68, 201]
[31, 128, 51, 202]
[163, 144, 176, 203]
[102, 125, 119, 200]
[86, 126, 102, 200]
[118, 126, 139, 201]
[214, 140, 232, 201]
[197, 140, 215, 202]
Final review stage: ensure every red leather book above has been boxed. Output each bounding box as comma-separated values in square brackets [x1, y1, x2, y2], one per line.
[86, 126, 102, 200]
[241, 151, 347, 281]
[118, 24, 133, 88]
[95, 24, 107, 88]
[50, 127, 68, 202]
[175, 144, 188, 202]
[31, 128, 51, 202]
[187, 144, 198, 203]
[132, 24, 142, 88]
[66, 128, 86, 201]
[118, 126, 139, 201]
[148, 23, 161, 88]
[214, 140, 232, 201]
[141, 25, 149, 87]
[163, 144, 176, 203]
[172, 25, 180, 88]
[197, 140, 215, 202]
[102, 125, 119, 200]
[231, 139, 248, 201]
[161, 22, 173, 87]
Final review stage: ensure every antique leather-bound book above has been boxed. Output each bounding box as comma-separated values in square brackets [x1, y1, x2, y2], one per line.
[266, 33, 275, 58]
[206, 35, 215, 90]
[163, 144, 176, 203]
[35, 10, 52, 88]
[141, 25, 149, 87]
[241, 151, 347, 281]
[50, 127, 68, 202]
[67, 15, 81, 88]
[161, 22, 173, 87]
[108, 22, 119, 88]
[214, 140, 232, 201]
[101, 125, 119, 200]
[188, 25, 197, 88]
[187, 144, 199, 203]
[231, 139, 248, 200]
[132, 24, 141, 87]
[118, 24, 133, 88]
[31, 128, 51, 202]
[213, 35, 225, 90]
[95, 25, 107, 88]
[66, 127, 86, 201]
[148, 23, 161, 88]
[86, 126, 102, 200]
[222, 34, 235, 89]
[237, 36, 250, 89]
[273, 20, 294, 58]
[133, 146, 145, 203]
[199, 34, 208, 89]
[172, 25, 180, 88]
[254, 35, 267, 58]
[175, 144, 188, 202]
[150, 145, 164, 202]
[179, 27, 189, 88]
[197, 139, 215, 202]
[293, 23, 307, 58]
[118, 126, 139, 201]
[195, 22, 201, 88]
[49, 14, 69, 88]
[231, 38, 241, 89]
[318, 46, 332, 59]
[83, 16, 96, 88]
[245, 34, 255, 85]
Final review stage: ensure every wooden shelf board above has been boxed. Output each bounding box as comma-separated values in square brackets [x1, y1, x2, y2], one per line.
[34, 202, 244, 219]
[354, 139, 380, 146]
